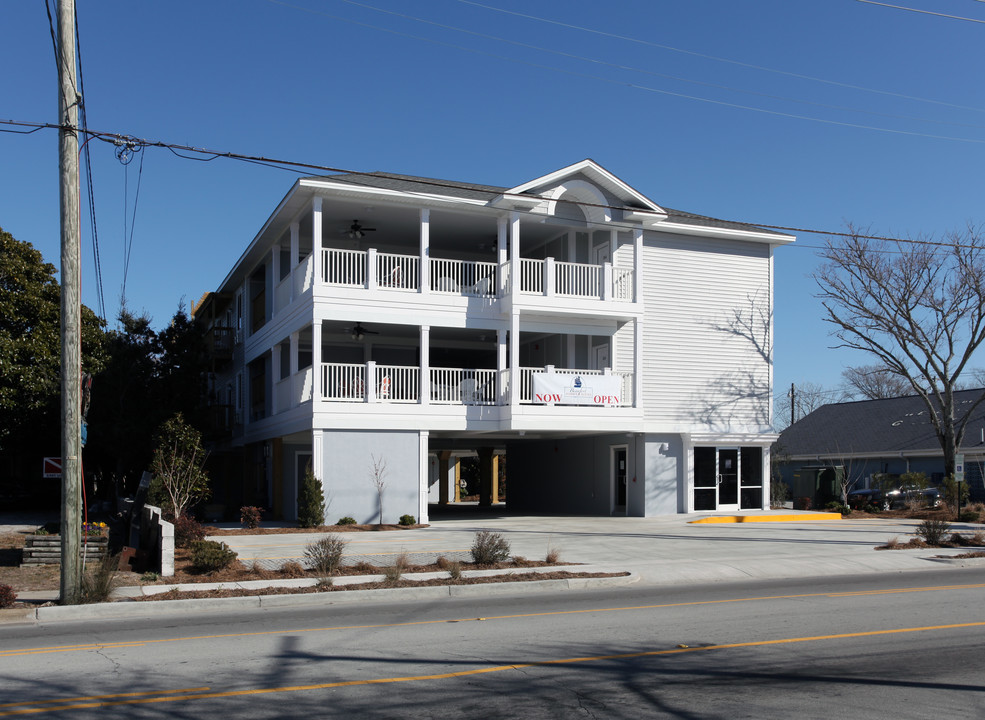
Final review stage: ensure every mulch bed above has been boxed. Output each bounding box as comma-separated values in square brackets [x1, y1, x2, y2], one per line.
[205, 523, 426, 536]
[132, 570, 628, 602]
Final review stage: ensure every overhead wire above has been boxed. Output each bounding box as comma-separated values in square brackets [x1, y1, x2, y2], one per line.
[856, 0, 985, 23]
[119, 139, 145, 307]
[451, 0, 985, 114]
[330, 0, 985, 133]
[74, 3, 106, 321]
[261, 0, 985, 143]
[3, 117, 982, 253]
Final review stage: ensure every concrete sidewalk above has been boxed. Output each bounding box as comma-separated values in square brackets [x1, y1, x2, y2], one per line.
[4, 510, 984, 623]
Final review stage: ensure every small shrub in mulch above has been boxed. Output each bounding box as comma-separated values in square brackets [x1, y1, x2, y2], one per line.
[304, 535, 348, 575]
[173, 514, 207, 548]
[471, 531, 511, 565]
[915, 518, 951, 545]
[240, 506, 263, 530]
[191, 541, 238, 572]
[0, 583, 16, 609]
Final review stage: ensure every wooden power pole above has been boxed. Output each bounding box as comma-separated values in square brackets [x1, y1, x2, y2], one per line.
[57, 0, 83, 605]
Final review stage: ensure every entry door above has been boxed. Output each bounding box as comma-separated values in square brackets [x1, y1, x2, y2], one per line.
[593, 344, 610, 371]
[612, 446, 628, 515]
[717, 448, 739, 511]
[693, 447, 740, 511]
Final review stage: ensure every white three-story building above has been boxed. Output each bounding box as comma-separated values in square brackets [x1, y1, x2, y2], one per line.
[193, 160, 793, 522]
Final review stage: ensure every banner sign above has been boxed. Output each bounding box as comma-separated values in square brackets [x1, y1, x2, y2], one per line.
[532, 373, 622, 406]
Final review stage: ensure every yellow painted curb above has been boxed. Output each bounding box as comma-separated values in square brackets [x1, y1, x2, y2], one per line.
[689, 513, 842, 524]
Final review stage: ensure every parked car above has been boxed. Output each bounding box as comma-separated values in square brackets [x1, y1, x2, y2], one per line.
[848, 486, 942, 510]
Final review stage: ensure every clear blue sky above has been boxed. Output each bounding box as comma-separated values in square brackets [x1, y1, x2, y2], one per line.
[3, 0, 984, 404]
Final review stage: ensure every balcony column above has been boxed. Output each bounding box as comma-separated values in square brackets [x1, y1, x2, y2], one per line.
[290, 222, 299, 301]
[496, 329, 508, 404]
[419, 325, 430, 405]
[311, 321, 322, 401]
[420, 208, 430, 296]
[497, 216, 508, 295]
[509, 313, 520, 408]
[270, 342, 281, 415]
[312, 198, 323, 288]
[290, 331, 300, 407]
[418, 431, 430, 524]
[312, 429, 325, 523]
[509, 212, 521, 294]
[438, 450, 451, 505]
[633, 227, 643, 303]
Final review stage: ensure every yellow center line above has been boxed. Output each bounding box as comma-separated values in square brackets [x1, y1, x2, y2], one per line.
[0, 687, 210, 711]
[3, 621, 984, 715]
[5, 581, 985, 659]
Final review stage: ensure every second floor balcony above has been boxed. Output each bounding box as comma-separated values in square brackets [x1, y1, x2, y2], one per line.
[265, 362, 634, 418]
[272, 248, 636, 317]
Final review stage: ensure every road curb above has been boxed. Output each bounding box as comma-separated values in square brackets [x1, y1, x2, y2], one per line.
[690, 513, 842, 524]
[26, 572, 638, 623]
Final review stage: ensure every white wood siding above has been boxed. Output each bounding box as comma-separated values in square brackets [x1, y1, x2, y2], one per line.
[641, 233, 772, 432]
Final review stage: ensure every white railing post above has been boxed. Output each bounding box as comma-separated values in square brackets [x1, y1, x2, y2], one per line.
[603, 262, 613, 301]
[544, 257, 555, 297]
[366, 361, 376, 403]
[367, 248, 378, 290]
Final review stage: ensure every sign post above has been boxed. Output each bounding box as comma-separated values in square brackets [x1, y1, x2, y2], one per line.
[955, 453, 965, 515]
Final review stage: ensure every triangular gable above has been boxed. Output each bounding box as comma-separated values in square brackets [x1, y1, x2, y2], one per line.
[505, 159, 666, 214]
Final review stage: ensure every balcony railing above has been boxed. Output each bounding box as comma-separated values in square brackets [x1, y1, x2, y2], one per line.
[517, 258, 634, 301]
[205, 326, 235, 360]
[430, 259, 498, 297]
[430, 368, 498, 404]
[316, 248, 631, 302]
[316, 363, 631, 407]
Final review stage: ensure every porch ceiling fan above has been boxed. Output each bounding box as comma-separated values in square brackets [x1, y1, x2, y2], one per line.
[343, 219, 376, 239]
[347, 322, 379, 341]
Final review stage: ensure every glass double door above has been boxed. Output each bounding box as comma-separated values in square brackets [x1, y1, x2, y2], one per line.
[693, 447, 739, 511]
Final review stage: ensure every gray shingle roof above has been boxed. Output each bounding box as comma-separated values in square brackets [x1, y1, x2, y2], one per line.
[310, 170, 784, 236]
[777, 389, 985, 457]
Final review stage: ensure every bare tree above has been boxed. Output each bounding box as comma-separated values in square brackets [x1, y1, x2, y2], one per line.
[841, 364, 911, 400]
[369, 454, 388, 525]
[815, 226, 985, 477]
[774, 381, 846, 431]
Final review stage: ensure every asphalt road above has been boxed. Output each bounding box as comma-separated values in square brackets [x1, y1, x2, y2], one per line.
[3, 568, 985, 719]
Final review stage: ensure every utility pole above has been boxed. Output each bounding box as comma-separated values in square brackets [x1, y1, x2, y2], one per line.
[57, 0, 83, 605]
[789, 383, 795, 427]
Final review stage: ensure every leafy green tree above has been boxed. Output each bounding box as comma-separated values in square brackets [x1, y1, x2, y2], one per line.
[148, 413, 211, 519]
[0, 227, 105, 487]
[87, 305, 209, 496]
[297, 463, 325, 528]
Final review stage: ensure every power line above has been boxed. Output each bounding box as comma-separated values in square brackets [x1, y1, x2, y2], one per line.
[3, 117, 983, 252]
[856, 0, 985, 23]
[261, 1, 985, 143]
[328, 0, 985, 133]
[74, 3, 106, 321]
[452, 0, 985, 114]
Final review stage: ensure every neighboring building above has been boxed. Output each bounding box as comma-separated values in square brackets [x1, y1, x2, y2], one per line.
[775, 390, 985, 504]
[192, 160, 793, 522]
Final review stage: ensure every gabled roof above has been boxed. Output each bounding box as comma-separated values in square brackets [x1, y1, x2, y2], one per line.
[323, 171, 507, 202]
[778, 389, 985, 458]
[307, 162, 790, 238]
[504, 159, 663, 213]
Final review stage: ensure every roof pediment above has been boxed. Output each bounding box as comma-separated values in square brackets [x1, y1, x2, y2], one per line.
[490, 159, 668, 226]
